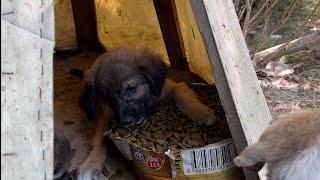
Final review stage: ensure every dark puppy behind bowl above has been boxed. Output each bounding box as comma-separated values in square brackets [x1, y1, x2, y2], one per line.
[54, 131, 75, 180]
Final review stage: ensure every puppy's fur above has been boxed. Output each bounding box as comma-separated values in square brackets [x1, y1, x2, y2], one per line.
[76, 48, 216, 179]
[234, 109, 320, 180]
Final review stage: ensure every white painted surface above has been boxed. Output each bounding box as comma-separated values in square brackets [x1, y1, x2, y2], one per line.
[1, 0, 54, 179]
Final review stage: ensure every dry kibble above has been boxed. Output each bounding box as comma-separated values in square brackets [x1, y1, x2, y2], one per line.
[106, 85, 232, 152]
[156, 139, 168, 146]
[102, 167, 110, 177]
[118, 127, 131, 138]
[145, 142, 154, 148]
[178, 143, 188, 149]
[203, 133, 208, 143]
[154, 130, 166, 139]
[151, 146, 156, 152]
[182, 140, 192, 148]
[187, 139, 200, 147]
[132, 129, 139, 136]
[109, 174, 117, 180]
[156, 144, 163, 152]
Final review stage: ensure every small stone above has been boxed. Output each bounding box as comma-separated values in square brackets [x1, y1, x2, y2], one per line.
[155, 139, 167, 146]
[270, 34, 282, 40]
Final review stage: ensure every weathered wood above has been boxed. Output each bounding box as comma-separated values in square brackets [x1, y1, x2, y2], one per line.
[94, 0, 170, 64]
[93, 0, 214, 83]
[54, 0, 78, 50]
[253, 31, 320, 68]
[172, 0, 215, 83]
[71, 0, 99, 51]
[189, 0, 272, 179]
[1, 0, 54, 41]
[1, 0, 54, 179]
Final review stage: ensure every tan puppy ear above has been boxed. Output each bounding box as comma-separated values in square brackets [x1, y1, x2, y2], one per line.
[234, 142, 266, 169]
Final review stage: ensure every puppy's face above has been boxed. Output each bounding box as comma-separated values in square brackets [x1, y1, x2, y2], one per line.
[114, 75, 159, 127]
[80, 48, 167, 128]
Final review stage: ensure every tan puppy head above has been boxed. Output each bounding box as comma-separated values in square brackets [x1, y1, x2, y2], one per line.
[234, 109, 320, 180]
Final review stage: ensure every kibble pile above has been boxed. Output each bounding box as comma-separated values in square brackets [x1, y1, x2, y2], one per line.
[106, 84, 231, 152]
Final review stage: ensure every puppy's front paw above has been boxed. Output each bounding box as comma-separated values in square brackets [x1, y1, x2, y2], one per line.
[76, 161, 101, 180]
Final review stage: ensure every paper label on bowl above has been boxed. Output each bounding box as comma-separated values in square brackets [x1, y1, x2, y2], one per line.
[181, 139, 236, 175]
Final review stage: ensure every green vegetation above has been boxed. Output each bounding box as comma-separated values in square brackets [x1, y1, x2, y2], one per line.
[245, 0, 319, 54]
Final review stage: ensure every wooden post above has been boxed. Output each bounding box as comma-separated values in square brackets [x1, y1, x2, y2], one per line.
[153, 0, 188, 70]
[1, 0, 54, 179]
[70, 0, 99, 51]
[54, 0, 78, 50]
[189, 0, 272, 179]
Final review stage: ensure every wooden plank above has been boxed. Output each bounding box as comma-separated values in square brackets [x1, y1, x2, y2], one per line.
[1, 0, 54, 179]
[1, 0, 54, 41]
[94, 0, 170, 64]
[153, 0, 188, 70]
[70, 0, 99, 51]
[172, 0, 215, 83]
[189, 0, 272, 179]
[54, 0, 78, 50]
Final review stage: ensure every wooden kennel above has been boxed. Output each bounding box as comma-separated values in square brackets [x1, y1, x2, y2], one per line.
[1, 0, 271, 179]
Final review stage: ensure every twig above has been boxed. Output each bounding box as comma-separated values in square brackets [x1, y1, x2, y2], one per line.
[262, 1, 271, 37]
[246, 0, 270, 28]
[252, 0, 279, 53]
[292, 0, 320, 39]
[243, 0, 279, 38]
[234, 0, 241, 12]
[238, 5, 246, 20]
[271, 0, 299, 34]
[243, 0, 253, 37]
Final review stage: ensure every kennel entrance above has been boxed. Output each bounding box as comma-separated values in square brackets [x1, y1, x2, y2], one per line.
[1, 0, 271, 179]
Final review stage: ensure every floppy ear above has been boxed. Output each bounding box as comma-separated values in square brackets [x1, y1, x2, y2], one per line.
[79, 84, 96, 120]
[137, 50, 168, 97]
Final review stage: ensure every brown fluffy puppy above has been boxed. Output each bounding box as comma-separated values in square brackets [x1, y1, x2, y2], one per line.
[234, 109, 320, 180]
[76, 48, 216, 180]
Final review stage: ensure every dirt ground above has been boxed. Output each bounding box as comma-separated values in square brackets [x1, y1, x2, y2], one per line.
[242, 0, 320, 116]
[259, 49, 320, 116]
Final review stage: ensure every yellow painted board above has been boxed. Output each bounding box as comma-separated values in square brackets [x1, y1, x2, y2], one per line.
[94, 0, 214, 83]
[173, 0, 215, 83]
[94, 0, 169, 65]
[54, 0, 78, 50]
